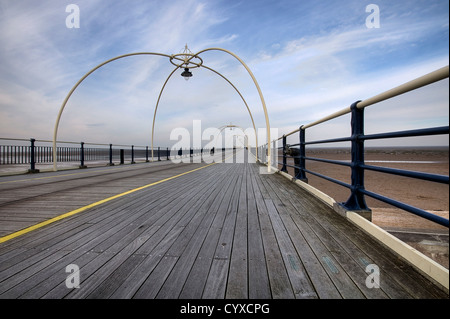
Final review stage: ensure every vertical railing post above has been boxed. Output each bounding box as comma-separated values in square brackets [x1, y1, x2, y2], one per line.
[28, 138, 39, 173]
[79, 142, 87, 168]
[281, 135, 287, 172]
[146, 146, 149, 162]
[108, 144, 114, 166]
[166, 147, 169, 160]
[158, 147, 161, 161]
[262, 145, 266, 164]
[131, 145, 136, 164]
[295, 127, 308, 182]
[120, 149, 124, 165]
[341, 101, 371, 219]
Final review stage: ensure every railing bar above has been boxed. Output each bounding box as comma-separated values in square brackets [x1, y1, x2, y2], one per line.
[304, 157, 352, 167]
[303, 168, 352, 189]
[360, 189, 449, 228]
[298, 66, 449, 131]
[361, 164, 449, 184]
[36, 139, 147, 149]
[0, 137, 29, 142]
[357, 66, 449, 109]
[283, 128, 300, 137]
[305, 137, 351, 145]
[302, 107, 352, 130]
[361, 126, 449, 141]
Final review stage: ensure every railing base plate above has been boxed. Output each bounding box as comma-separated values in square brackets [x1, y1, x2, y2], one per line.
[334, 202, 372, 221]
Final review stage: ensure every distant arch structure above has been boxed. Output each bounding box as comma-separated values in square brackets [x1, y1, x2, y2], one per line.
[214, 124, 251, 149]
[52, 46, 271, 171]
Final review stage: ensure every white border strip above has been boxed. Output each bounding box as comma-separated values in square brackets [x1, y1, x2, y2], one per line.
[347, 211, 449, 291]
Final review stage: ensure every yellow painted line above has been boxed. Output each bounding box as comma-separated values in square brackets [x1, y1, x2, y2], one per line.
[0, 162, 217, 244]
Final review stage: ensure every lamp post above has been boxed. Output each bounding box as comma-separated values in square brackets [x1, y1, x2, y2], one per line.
[181, 68, 192, 80]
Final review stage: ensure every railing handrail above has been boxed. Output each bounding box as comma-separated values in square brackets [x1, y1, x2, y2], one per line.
[0, 137, 230, 170]
[0, 138, 151, 148]
[280, 65, 449, 139]
[273, 65, 449, 229]
[0, 137, 228, 150]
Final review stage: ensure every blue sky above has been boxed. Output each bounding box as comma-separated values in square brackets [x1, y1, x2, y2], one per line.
[0, 0, 448, 148]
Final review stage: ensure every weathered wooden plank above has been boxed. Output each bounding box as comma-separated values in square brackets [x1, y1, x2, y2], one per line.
[65, 232, 154, 299]
[108, 226, 185, 299]
[2, 216, 150, 298]
[251, 164, 364, 299]
[67, 166, 230, 298]
[85, 253, 146, 299]
[156, 165, 240, 299]
[0, 248, 73, 296]
[246, 165, 272, 299]
[0, 223, 91, 277]
[0, 162, 206, 239]
[0, 164, 220, 298]
[297, 187, 445, 298]
[255, 165, 321, 298]
[133, 255, 179, 298]
[251, 167, 295, 299]
[202, 169, 242, 299]
[263, 198, 318, 299]
[267, 171, 442, 298]
[109, 165, 237, 298]
[178, 168, 241, 299]
[255, 173, 341, 300]
[259, 175, 342, 298]
[263, 172, 368, 297]
[261, 172, 380, 298]
[202, 259, 229, 299]
[1, 164, 208, 252]
[225, 164, 249, 299]
[21, 250, 100, 299]
[0, 161, 447, 299]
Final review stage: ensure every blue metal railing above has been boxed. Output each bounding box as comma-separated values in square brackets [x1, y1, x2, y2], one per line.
[0, 138, 200, 172]
[273, 66, 449, 228]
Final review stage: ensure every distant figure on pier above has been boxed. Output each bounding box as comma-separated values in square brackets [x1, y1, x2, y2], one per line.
[210, 147, 215, 156]
[178, 148, 182, 158]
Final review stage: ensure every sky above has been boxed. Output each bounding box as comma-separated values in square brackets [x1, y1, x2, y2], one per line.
[0, 0, 448, 148]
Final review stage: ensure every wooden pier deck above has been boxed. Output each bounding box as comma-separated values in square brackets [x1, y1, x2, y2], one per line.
[0, 156, 447, 299]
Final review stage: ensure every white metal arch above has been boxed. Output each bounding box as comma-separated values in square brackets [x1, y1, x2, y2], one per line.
[150, 63, 259, 161]
[214, 124, 250, 150]
[52, 52, 173, 171]
[193, 48, 271, 171]
[52, 48, 271, 172]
